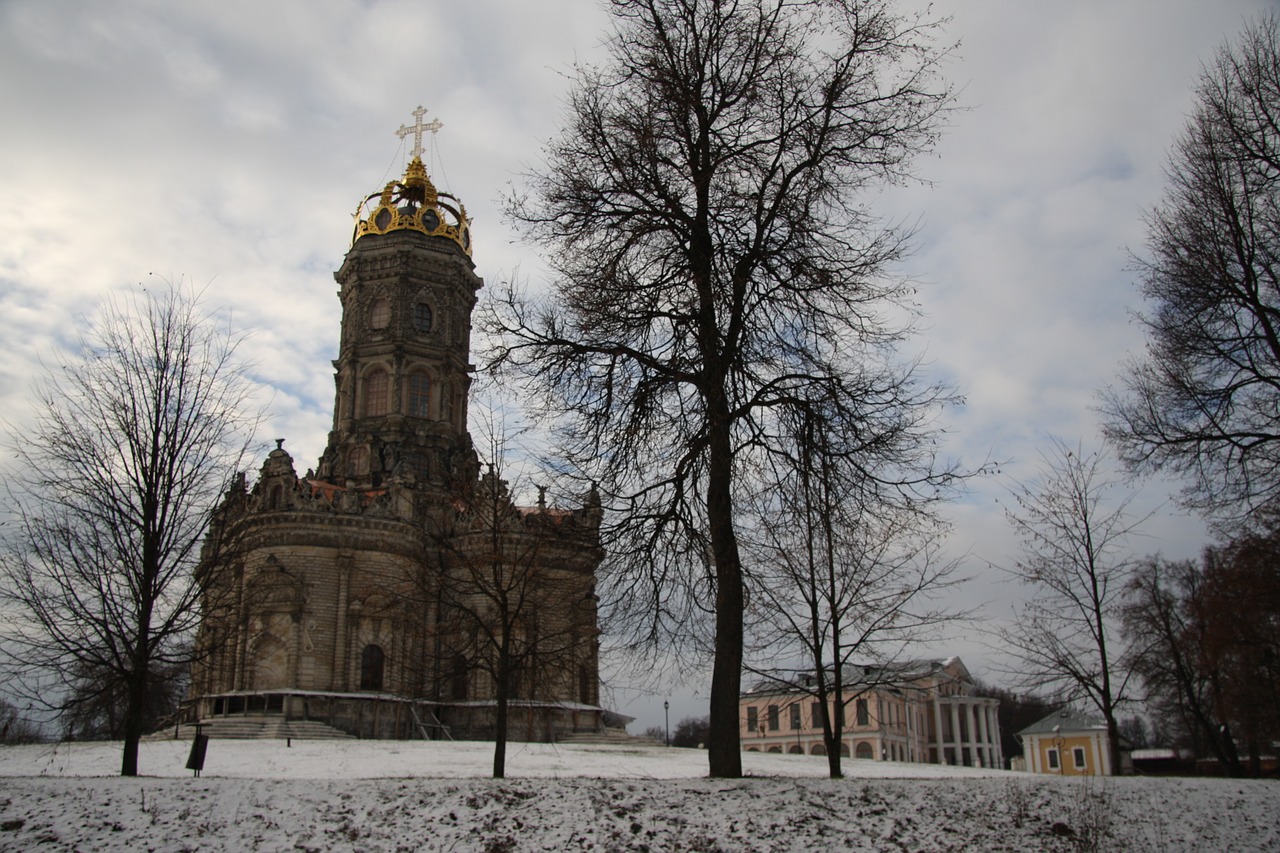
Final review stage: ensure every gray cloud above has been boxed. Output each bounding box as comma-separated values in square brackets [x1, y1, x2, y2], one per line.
[1, 0, 1269, 724]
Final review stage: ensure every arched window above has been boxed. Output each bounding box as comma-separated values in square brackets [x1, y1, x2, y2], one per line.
[413, 301, 433, 332]
[506, 662, 522, 700]
[451, 654, 468, 700]
[407, 372, 430, 418]
[364, 369, 389, 417]
[855, 741, 873, 760]
[368, 298, 390, 329]
[360, 644, 385, 691]
[268, 484, 283, 509]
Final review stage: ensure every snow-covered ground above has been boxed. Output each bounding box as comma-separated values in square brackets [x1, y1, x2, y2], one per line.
[0, 739, 1275, 851]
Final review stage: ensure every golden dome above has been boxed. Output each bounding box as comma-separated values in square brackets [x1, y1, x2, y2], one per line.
[351, 156, 472, 256]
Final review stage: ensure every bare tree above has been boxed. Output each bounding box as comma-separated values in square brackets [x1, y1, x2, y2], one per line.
[0, 697, 43, 744]
[0, 283, 258, 776]
[744, 408, 964, 777]
[485, 0, 955, 778]
[1122, 555, 1244, 774]
[997, 440, 1142, 776]
[61, 653, 190, 742]
[1103, 13, 1280, 520]
[429, 427, 600, 778]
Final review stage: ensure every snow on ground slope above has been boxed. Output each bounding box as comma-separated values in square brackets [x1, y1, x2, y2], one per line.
[0, 740, 1275, 851]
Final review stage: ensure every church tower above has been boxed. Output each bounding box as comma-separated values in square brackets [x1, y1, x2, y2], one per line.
[186, 110, 606, 741]
[318, 108, 481, 495]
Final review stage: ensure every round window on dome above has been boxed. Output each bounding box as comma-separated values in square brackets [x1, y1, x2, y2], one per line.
[414, 302, 433, 333]
[369, 298, 390, 330]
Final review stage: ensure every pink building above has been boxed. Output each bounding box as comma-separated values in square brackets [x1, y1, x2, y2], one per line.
[740, 658, 1003, 767]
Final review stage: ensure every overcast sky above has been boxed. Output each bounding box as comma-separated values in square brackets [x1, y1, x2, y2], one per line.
[1, 0, 1274, 734]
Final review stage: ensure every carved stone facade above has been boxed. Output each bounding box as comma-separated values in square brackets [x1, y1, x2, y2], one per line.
[187, 152, 604, 740]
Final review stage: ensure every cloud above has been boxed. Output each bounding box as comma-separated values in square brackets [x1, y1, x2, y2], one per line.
[1, 0, 1269, 705]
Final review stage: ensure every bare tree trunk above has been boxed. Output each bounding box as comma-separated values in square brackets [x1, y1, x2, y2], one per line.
[707, 407, 744, 779]
[493, 641, 509, 780]
[121, 670, 147, 777]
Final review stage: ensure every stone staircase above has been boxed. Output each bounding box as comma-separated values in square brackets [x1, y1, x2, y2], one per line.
[151, 717, 356, 741]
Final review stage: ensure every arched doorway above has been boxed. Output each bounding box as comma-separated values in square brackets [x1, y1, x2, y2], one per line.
[855, 741, 874, 760]
[360, 644, 385, 691]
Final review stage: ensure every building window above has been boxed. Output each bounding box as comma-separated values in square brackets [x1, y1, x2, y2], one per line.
[408, 372, 430, 418]
[856, 698, 869, 726]
[413, 302, 433, 332]
[767, 705, 779, 731]
[451, 654, 468, 700]
[579, 666, 593, 705]
[855, 741, 874, 760]
[364, 369, 389, 417]
[811, 701, 822, 728]
[368, 298, 390, 329]
[747, 706, 758, 732]
[1047, 748, 1060, 770]
[1073, 746, 1087, 770]
[360, 644, 385, 691]
[506, 663, 522, 700]
[789, 703, 801, 731]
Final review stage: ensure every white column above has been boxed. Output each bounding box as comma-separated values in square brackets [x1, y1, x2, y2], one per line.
[989, 705, 1001, 768]
[949, 702, 963, 766]
[932, 699, 946, 764]
[965, 703, 979, 766]
[976, 700, 990, 767]
[990, 705, 1004, 769]
[904, 699, 915, 763]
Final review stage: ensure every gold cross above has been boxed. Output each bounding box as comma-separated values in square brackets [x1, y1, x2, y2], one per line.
[396, 105, 443, 160]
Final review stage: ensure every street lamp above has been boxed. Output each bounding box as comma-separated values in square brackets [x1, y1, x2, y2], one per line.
[664, 700, 670, 747]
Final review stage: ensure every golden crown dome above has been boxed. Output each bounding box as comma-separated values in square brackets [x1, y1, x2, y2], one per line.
[351, 155, 472, 256]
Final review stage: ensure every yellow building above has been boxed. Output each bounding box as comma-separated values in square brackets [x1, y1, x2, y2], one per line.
[1017, 708, 1125, 776]
[739, 658, 1003, 767]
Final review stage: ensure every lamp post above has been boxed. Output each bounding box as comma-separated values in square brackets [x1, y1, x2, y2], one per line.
[664, 700, 670, 747]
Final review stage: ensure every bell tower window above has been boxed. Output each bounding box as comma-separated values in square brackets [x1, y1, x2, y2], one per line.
[363, 369, 389, 417]
[368, 298, 390, 330]
[408, 373, 431, 418]
[413, 302, 433, 332]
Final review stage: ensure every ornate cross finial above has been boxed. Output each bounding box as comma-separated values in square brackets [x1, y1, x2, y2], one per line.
[396, 105, 443, 160]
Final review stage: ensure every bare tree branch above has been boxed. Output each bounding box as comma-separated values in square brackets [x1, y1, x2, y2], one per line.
[0, 281, 259, 775]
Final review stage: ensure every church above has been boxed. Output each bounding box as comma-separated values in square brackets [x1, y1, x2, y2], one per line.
[184, 111, 605, 741]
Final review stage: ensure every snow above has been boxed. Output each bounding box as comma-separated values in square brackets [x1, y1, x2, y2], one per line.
[0, 739, 1276, 851]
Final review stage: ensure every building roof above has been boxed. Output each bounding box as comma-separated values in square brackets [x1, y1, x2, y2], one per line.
[1016, 707, 1106, 738]
[742, 657, 972, 697]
